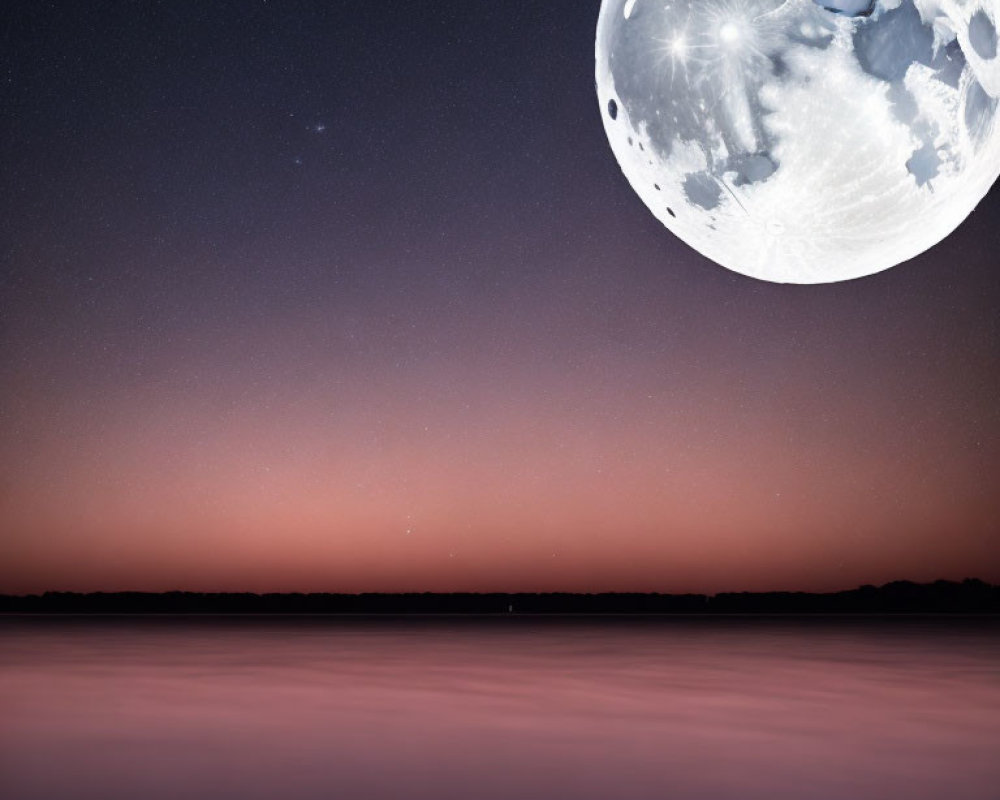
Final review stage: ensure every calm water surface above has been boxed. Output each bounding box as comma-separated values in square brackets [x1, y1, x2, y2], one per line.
[1, 617, 998, 799]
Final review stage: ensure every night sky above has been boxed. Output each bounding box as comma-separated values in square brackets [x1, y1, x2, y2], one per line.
[3, 0, 999, 595]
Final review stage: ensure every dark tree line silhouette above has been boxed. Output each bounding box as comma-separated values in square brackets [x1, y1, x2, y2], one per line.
[1, 579, 997, 614]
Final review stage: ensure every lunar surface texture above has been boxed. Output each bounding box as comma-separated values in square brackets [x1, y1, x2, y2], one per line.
[596, 0, 1000, 283]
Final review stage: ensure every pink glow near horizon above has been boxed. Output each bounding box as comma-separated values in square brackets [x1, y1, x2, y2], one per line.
[3, 299, 997, 594]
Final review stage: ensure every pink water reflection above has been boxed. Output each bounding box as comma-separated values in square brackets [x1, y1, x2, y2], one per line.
[1, 618, 998, 799]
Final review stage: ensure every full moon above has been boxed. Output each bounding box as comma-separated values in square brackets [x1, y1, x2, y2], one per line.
[596, 0, 1000, 283]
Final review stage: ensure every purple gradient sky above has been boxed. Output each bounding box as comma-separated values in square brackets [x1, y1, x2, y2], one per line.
[2, 0, 999, 593]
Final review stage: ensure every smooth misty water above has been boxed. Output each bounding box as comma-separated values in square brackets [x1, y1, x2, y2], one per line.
[1, 618, 998, 800]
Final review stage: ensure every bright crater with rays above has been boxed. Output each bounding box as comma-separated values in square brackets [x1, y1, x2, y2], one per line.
[597, 0, 1000, 283]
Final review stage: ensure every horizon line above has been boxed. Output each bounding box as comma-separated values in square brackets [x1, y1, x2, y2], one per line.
[3, 577, 995, 599]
